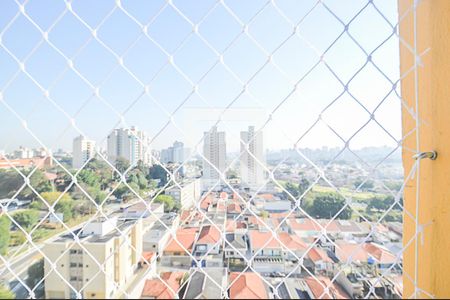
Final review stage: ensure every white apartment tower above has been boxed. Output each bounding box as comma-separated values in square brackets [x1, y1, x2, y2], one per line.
[202, 126, 226, 190]
[72, 136, 96, 169]
[107, 127, 151, 166]
[240, 126, 265, 190]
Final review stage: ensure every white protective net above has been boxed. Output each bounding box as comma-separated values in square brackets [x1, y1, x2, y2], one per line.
[0, 0, 430, 299]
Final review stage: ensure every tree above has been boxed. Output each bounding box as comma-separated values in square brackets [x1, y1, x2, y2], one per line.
[0, 285, 14, 299]
[55, 198, 74, 221]
[260, 210, 269, 218]
[113, 184, 130, 201]
[12, 210, 39, 230]
[283, 182, 299, 199]
[148, 165, 168, 187]
[366, 195, 398, 213]
[40, 192, 73, 207]
[26, 259, 44, 290]
[154, 194, 175, 212]
[0, 216, 11, 255]
[115, 157, 130, 174]
[307, 192, 352, 220]
[353, 178, 374, 191]
[40, 192, 74, 221]
[0, 170, 25, 199]
[298, 178, 310, 196]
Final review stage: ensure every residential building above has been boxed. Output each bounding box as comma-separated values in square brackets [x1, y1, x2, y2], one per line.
[165, 178, 201, 210]
[13, 146, 34, 159]
[160, 141, 190, 164]
[240, 126, 265, 190]
[224, 233, 250, 271]
[193, 225, 223, 267]
[72, 135, 96, 169]
[161, 227, 198, 269]
[183, 268, 227, 299]
[140, 271, 185, 299]
[107, 126, 151, 166]
[228, 272, 268, 299]
[202, 126, 226, 191]
[43, 217, 143, 299]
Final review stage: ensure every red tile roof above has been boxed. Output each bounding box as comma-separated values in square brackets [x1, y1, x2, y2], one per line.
[197, 225, 221, 244]
[278, 232, 308, 251]
[257, 193, 275, 200]
[225, 220, 247, 232]
[304, 276, 349, 299]
[220, 192, 228, 199]
[249, 230, 282, 250]
[229, 272, 267, 299]
[335, 241, 397, 264]
[227, 203, 242, 214]
[141, 272, 184, 299]
[307, 247, 332, 263]
[200, 194, 214, 210]
[289, 218, 321, 232]
[141, 251, 155, 263]
[164, 228, 198, 253]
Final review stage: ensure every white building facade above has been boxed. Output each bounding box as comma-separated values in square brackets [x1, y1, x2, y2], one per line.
[72, 136, 96, 169]
[202, 126, 226, 190]
[107, 127, 151, 166]
[240, 126, 266, 190]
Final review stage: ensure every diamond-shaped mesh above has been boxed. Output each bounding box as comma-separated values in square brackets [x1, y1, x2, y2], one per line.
[0, 0, 430, 299]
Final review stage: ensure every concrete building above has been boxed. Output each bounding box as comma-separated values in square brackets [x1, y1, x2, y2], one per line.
[107, 127, 151, 166]
[13, 146, 34, 159]
[202, 126, 226, 191]
[160, 141, 190, 164]
[240, 126, 265, 190]
[72, 135, 96, 169]
[183, 268, 227, 299]
[165, 178, 201, 210]
[43, 217, 143, 299]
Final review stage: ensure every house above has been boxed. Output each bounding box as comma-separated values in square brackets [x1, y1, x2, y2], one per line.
[224, 233, 250, 271]
[334, 241, 397, 269]
[141, 272, 185, 299]
[192, 225, 223, 267]
[307, 247, 334, 275]
[161, 228, 198, 268]
[304, 276, 350, 299]
[143, 222, 171, 254]
[249, 230, 284, 273]
[182, 268, 227, 299]
[227, 202, 242, 219]
[288, 218, 322, 238]
[228, 272, 268, 299]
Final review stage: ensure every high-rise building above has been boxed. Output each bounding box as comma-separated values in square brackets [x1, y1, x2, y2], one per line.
[72, 136, 96, 169]
[43, 217, 143, 299]
[13, 146, 34, 159]
[202, 126, 226, 190]
[240, 126, 266, 190]
[160, 141, 190, 164]
[107, 127, 151, 166]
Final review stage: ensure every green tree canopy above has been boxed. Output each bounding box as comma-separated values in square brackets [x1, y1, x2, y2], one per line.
[154, 194, 175, 212]
[0, 216, 11, 255]
[0, 285, 14, 299]
[306, 192, 352, 220]
[148, 165, 168, 187]
[12, 209, 39, 230]
[26, 259, 44, 290]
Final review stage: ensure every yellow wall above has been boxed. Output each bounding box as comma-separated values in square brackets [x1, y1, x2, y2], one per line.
[399, 0, 450, 298]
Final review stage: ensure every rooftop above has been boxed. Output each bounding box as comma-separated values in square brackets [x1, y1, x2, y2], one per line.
[229, 272, 268, 299]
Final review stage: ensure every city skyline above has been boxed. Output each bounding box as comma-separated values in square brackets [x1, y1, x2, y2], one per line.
[0, 1, 401, 152]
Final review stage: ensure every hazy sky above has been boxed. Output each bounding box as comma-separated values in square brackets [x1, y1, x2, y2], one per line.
[0, 0, 402, 153]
